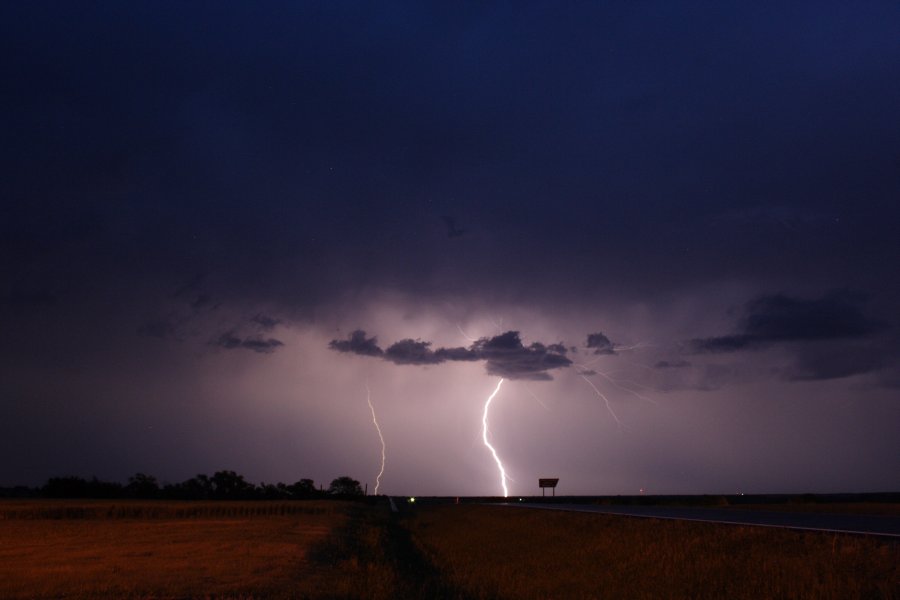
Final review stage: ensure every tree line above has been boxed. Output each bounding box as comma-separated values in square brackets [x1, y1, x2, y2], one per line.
[0, 471, 367, 500]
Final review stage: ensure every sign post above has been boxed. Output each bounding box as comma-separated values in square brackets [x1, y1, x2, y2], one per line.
[538, 478, 559, 497]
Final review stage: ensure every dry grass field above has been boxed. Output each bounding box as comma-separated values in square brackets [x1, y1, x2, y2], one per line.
[1, 499, 897, 599]
[408, 504, 900, 600]
[0, 500, 397, 599]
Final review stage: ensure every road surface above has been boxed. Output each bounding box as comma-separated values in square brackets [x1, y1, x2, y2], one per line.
[510, 503, 900, 538]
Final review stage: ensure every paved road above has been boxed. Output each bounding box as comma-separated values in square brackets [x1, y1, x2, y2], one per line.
[510, 504, 900, 538]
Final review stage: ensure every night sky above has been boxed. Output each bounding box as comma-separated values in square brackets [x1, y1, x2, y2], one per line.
[3, 2, 899, 496]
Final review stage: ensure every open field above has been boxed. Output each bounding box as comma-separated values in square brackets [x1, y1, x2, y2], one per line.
[0, 500, 400, 600]
[1, 499, 898, 599]
[407, 504, 900, 600]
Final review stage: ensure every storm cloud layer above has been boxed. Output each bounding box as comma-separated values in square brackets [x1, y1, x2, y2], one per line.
[1, 2, 898, 494]
[687, 292, 886, 354]
[684, 291, 894, 382]
[331, 330, 574, 380]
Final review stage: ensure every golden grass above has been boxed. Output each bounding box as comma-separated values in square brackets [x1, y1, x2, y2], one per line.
[0, 500, 389, 600]
[0, 499, 338, 520]
[3, 500, 897, 599]
[407, 505, 900, 600]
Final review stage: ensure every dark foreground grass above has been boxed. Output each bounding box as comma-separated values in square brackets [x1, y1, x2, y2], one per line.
[2, 500, 897, 599]
[0, 499, 465, 599]
[407, 504, 900, 600]
[0, 500, 399, 599]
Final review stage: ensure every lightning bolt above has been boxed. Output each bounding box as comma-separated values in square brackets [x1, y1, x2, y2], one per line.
[456, 323, 478, 342]
[482, 378, 509, 497]
[524, 385, 551, 411]
[365, 381, 386, 495]
[579, 373, 624, 429]
[588, 368, 658, 406]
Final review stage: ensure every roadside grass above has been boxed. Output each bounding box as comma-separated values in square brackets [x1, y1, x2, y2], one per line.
[0, 500, 398, 600]
[0, 499, 340, 520]
[3, 500, 897, 599]
[406, 504, 900, 600]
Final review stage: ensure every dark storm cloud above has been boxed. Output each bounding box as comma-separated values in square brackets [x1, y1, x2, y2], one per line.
[470, 331, 572, 381]
[780, 329, 900, 382]
[586, 332, 616, 355]
[687, 335, 755, 354]
[239, 337, 284, 354]
[213, 332, 242, 350]
[655, 360, 691, 369]
[687, 291, 886, 354]
[434, 346, 480, 362]
[213, 331, 284, 354]
[3, 1, 900, 493]
[2, 1, 898, 315]
[329, 330, 572, 380]
[329, 330, 383, 357]
[744, 292, 884, 341]
[384, 339, 442, 365]
[251, 314, 281, 330]
[676, 291, 897, 384]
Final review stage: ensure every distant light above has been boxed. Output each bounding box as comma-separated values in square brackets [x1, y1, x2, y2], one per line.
[408, 497, 416, 503]
[518, 498, 523, 502]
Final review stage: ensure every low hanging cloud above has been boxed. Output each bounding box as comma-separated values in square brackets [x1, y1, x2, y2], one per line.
[655, 359, 691, 369]
[213, 331, 284, 354]
[686, 291, 886, 354]
[329, 329, 573, 380]
[586, 332, 616, 355]
[681, 290, 893, 383]
[251, 313, 281, 330]
[472, 331, 573, 381]
[384, 339, 443, 365]
[328, 330, 383, 356]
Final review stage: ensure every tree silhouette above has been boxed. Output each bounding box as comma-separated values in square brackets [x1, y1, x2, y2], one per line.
[210, 470, 253, 499]
[31, 471, 352, 500]
[125, 473, 160, 498]
[328, 476, 363, 497]
[288, 478, 320, 498]
[42, 476, 122, 498]
[173, 474, 214, 499]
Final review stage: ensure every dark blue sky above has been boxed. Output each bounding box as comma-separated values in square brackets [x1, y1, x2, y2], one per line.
[2, 2, 898, 495]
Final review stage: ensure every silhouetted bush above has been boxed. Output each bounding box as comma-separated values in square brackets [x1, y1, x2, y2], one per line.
[28, 471, 337, 500]
[125, 473, 160, 499]
[328, 476, 364, 498]
[43, 476, 122, 498]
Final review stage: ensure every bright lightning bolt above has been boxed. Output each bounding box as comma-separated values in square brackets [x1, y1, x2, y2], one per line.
[481, 378, 509, 497]
[365, 381, 386, 495]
